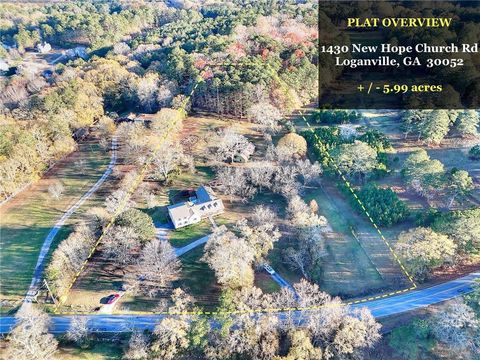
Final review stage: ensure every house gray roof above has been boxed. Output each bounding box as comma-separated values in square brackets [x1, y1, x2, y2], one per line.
[196, 185, 218, 203]
[167, 201, 199, 220]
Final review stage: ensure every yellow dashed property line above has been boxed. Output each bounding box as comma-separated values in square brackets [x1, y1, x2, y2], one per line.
[297, 109, 417, 291]
[53, 82, 200, 313]
[54, 100, 419, 317]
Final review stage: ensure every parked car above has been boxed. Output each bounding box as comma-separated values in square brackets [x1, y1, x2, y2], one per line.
[105, 293, 121, 305]
[263, 264, 275, 275]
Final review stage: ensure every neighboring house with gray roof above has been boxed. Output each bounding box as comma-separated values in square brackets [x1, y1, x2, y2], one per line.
[167, 186, 224, 229]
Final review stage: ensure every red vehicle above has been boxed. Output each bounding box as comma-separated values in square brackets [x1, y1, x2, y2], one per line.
[105, 293, 121, 305]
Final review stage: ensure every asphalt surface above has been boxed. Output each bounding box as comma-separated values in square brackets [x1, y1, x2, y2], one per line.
[25, 138, 117, 302]
[270, 272, 295, 292]
[2, 272, 477, 334]
[175, 235, 210, 256]
[350, 271, 480, 317]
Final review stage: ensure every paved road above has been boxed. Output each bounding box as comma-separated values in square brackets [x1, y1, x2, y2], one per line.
[2, 272, 478, 333]
[24, 138, 117, 302]
[153, 222, 208, 257]
[351, 272, 480, 317]
[270, 272, 296, 293]
[2, 273, 476, 334]
[175, 235, 210, 256]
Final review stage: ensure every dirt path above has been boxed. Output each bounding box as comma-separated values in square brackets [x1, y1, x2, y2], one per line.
[24, 137, 117, 302]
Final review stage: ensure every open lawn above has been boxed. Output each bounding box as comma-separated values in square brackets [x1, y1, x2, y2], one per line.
[0, 136, 111, 306]
[268, 183, 390, 299]
[254, 272, 281, 294]
[56, 341, 123, 360]
[169, 217, 230, 248]
[175, 245, 220, 310]
[305, 184, 407, 297]
[169, 221, 213, 247]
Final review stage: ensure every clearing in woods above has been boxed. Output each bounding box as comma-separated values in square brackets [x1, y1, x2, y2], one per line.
[0, 135, 111, 307]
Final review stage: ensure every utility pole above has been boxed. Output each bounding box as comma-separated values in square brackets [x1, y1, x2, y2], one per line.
[43, 279, 57, 305]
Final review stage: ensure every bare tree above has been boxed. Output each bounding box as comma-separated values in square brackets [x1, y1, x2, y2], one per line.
[212, 127, 253, 163]
[215, 166, 256, 202]
[237, 317, 279, 359]
[248, 164, 275, 191]
[152, 141, 193, 183]
[296, 159, 322, 185]
[330, 140, 379, 182]
[118, 123, 155, 166]
[430, 299, 479, 352]
[151, 289, 195, 359]
[248, 101, 282, 133]
[284, 246, 310, 279]
[102, 226, 141, 266]
[123, 330, 150, 360]
[113, 42, 131, 55]
[206, 312, 280, 360]
[6, 305, 58, 360]
[206, 281, 380, 360]
[105, 189, 132, 214]
[136, 73, 159, 112]
[292, 280, 381, 359]
[284, 197, 329, 279]
[66, 316, 89, 345]
[125, 239, 181, 297]
[202, 225, 255, 289]
[271, 165, 301, 196]
[251, 205, 276, 226]
[152, 317, 190, 360]
[282, 329, 323, 359]
[47, 222, 97, 298]
[236, 206, 281, 263]
[145, 191, 158, 209]
[157, 80, 177, 108]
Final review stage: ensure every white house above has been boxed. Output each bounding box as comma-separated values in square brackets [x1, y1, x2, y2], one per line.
[167, 186, 224, 229]
[0, 59, 9, 72]
[36, 42, 52, 54]
[234, 143, 255, 163]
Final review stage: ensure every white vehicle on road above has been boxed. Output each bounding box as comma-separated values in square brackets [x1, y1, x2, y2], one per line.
[263, 264, 275, 275]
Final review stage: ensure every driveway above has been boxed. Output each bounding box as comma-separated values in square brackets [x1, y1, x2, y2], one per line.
[24, 137, 117, 303]
[174, 235, 210, 256]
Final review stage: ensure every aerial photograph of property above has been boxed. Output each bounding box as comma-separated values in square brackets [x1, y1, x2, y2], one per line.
[0, 1, 479, 359]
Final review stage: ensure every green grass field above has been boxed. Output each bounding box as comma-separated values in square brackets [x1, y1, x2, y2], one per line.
[56, 340, 123, 360]
[304, 186, 385, 297]
[169, 221, 214, 248]
[175, 245, 220, 310]
[0, 139, 110, 304]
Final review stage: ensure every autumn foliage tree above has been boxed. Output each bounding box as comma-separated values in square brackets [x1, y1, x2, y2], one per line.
[277, 132, 308, 157]
[394, 227, 456, 280]
[202, 225, 256, 289]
